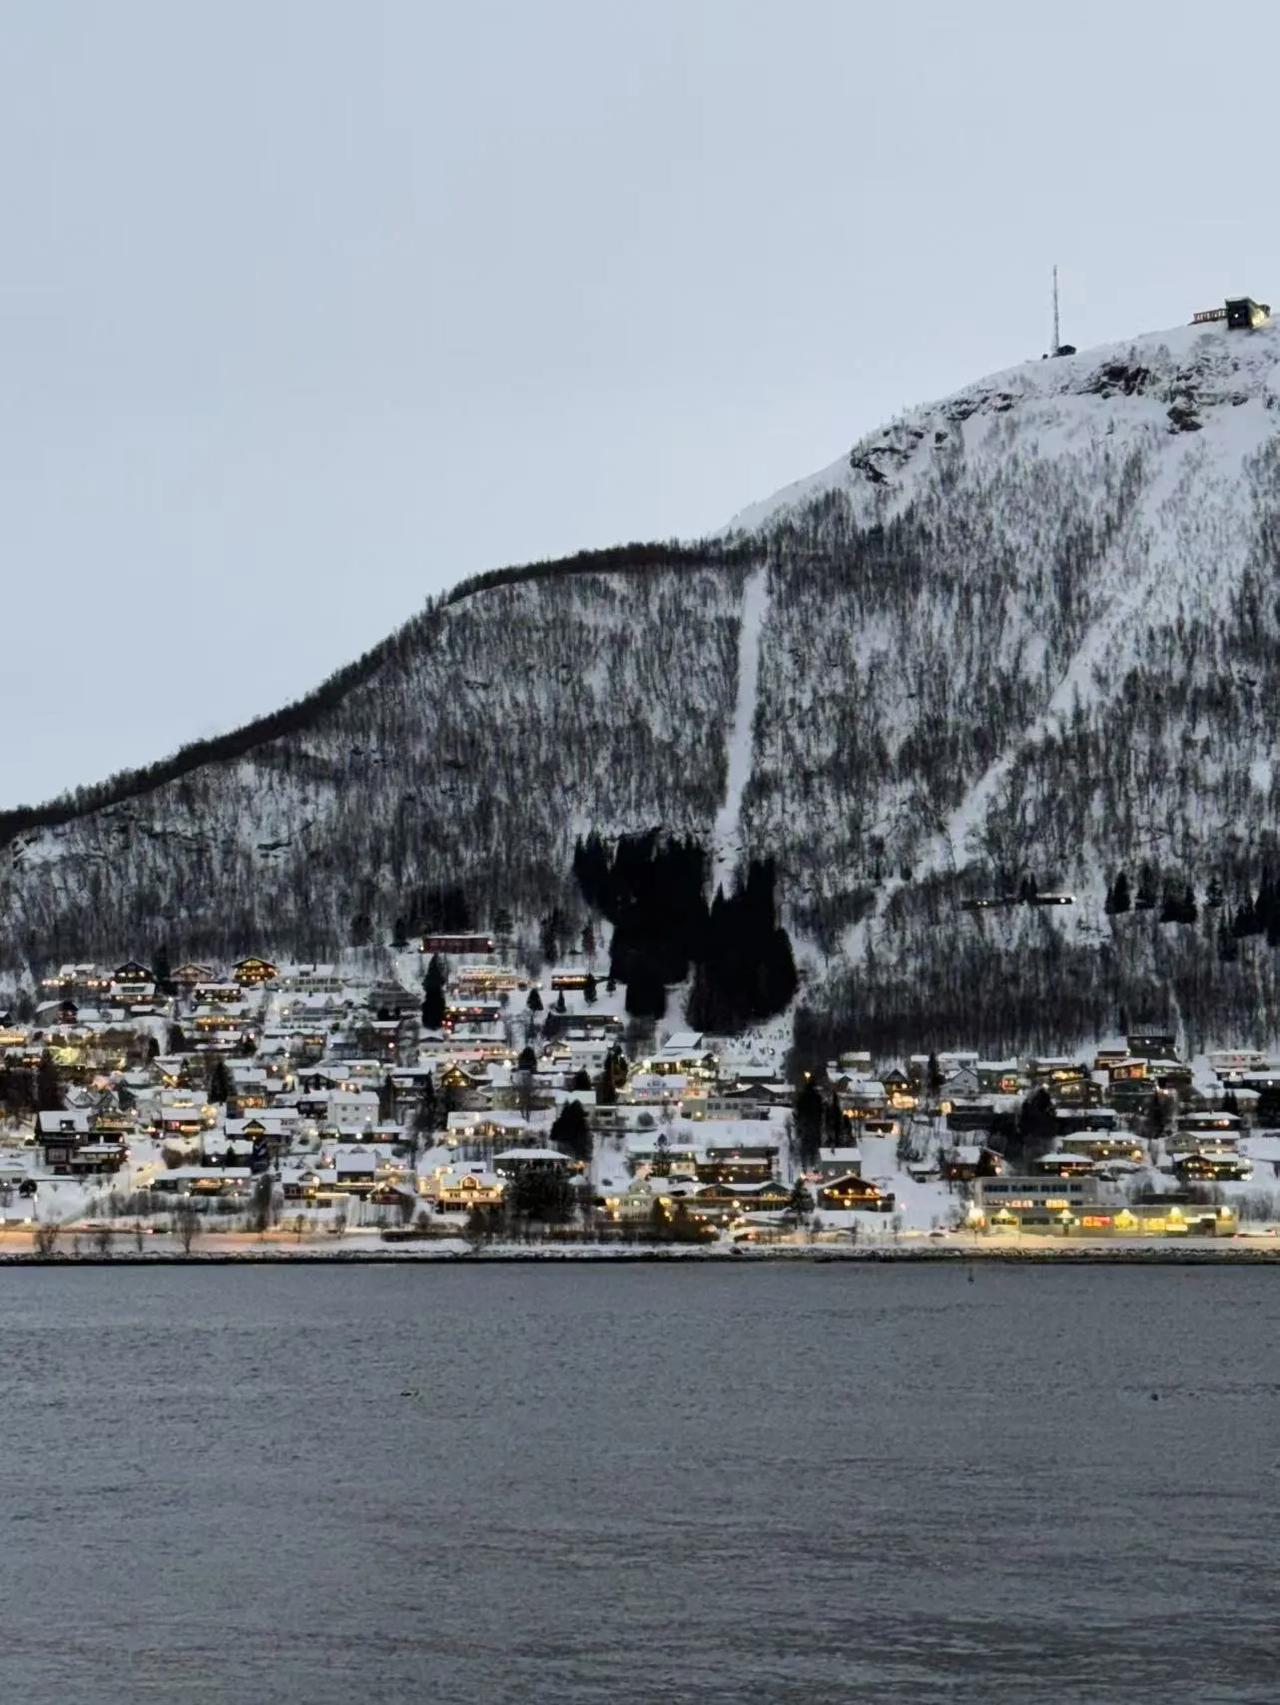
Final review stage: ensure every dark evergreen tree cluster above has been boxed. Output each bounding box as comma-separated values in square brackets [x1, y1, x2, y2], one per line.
[1108, 864, 1280, 942]
[574, 831, 709, 989]
[686, 861, 797, 1033]
[507, 1167, 577, 1226]
[1159, 881, 1197, 925]
[574, 832, 796, 1033]
[1228, 873, 1280, 944]
[0, 1065, 36, 1116]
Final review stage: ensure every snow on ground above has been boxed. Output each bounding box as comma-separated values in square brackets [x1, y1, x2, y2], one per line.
[712, 563, 768, 881]
[725, 315, 1280, 539]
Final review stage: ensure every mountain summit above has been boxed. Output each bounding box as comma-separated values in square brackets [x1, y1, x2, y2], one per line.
[7, 311, 1280, 1051]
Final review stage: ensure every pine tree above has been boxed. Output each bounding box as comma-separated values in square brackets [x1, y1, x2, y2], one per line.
[1016, 1087, 1057, 1162]
[1134, 865, 1158, 910]
[1105, 870, 1131, 915]
[596, 1045, 625, 1107]
[551, 1099, 592, 1165]
[821, 1091, 843, 1143]
[421, 954, 447, 1029]
[540, 910, 563, 965]
[378, 1075, 396, 1123]
[1231, 895, 1263, 939]
[526, 987, 543, 1014]
[787, 1178, 814, 1220]
[583, 973, 598, 1006]
[207, 1058, 233, 1105]
[793, 1080, 824, 1169]
[36, 1050, 64, 1113]
[1259, 872, 1280, 946]
[413, 1075, 437, 1136]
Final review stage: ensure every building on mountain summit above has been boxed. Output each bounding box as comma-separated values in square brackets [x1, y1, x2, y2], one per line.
[1226, 297, 1270, 330]
[1192, 296, 1270, 329]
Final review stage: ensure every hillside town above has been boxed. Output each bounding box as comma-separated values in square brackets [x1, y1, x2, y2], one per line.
[2, 935, 1280, 1255]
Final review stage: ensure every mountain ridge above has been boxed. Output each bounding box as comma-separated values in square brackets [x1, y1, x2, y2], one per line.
[8, 312, 1280, 1054]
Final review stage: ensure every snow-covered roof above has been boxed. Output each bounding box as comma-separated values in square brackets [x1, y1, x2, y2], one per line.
[157, 1166, 252, 1181]
[660, 1031, 704, 1053]
[434, 1164, 502, 1190]
[36, 1109, 94, 1133]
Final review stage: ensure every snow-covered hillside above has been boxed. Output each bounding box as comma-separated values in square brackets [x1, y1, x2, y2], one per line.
[740, 315, 1280, 882]
[7, 313, 1280, 1051]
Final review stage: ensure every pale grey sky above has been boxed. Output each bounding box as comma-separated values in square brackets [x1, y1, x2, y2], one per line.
[4, 0, 1277, 804]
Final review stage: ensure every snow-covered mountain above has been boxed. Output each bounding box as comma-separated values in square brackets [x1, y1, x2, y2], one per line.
[8, 313, 1280, 1051]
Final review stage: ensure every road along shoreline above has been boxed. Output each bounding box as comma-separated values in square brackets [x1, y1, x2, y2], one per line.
[2, 1242, 1279, 1267]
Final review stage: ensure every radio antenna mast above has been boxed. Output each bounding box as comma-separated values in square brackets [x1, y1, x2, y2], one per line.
[1052, 264, 1061, 353]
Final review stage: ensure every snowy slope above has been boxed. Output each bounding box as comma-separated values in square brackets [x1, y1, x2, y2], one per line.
[736, 317, 1280, 885]
[729, 316, 1280, 538]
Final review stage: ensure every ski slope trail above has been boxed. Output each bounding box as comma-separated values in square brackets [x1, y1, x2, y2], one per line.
[713, 566, 768, 881]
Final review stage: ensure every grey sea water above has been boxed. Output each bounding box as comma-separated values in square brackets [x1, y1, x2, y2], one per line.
[1, 1263, 1277, 1703]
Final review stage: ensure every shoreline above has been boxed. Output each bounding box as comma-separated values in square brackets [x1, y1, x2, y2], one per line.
[3, 1242, 1280, 1267]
